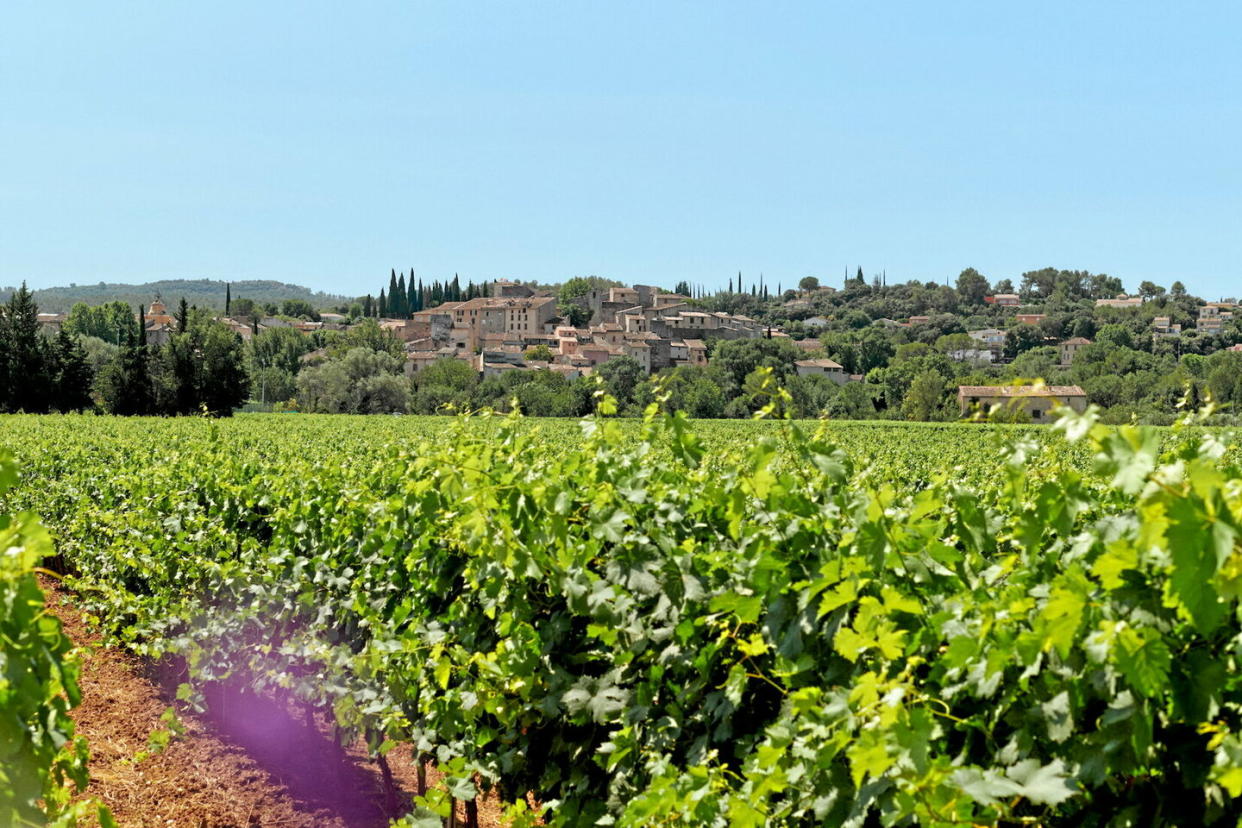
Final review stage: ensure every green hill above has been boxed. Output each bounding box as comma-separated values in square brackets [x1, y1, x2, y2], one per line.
[2, 279, 350, 313]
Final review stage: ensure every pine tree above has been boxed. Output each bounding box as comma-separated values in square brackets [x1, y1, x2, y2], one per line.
[52, 330, 94, 411]
[0, 283, 51, 412]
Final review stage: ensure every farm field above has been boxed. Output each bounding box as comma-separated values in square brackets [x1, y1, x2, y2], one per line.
[5, 409, 1242, 826]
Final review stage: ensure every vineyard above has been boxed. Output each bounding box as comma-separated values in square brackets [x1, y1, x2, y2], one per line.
[4, 404, 1242, 826]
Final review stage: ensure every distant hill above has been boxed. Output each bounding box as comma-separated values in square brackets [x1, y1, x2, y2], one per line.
[1, 279, 351, 313]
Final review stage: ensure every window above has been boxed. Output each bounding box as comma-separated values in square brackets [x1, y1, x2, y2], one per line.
[1032, 409, 1042, 420]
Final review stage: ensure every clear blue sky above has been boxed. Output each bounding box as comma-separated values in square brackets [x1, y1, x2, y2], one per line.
[3, 2, 1239, 298]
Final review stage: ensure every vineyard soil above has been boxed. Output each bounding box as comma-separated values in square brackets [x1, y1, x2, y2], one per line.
[44, 580, 504, 827]
[8, 410, 1242, 826]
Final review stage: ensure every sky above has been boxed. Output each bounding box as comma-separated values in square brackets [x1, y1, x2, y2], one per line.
[3, 2, 1240, 298]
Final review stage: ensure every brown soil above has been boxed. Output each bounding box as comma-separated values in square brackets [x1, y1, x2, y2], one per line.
[45, 581, 506, 827]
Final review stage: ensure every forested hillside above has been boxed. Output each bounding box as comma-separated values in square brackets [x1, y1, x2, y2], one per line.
[1, 279, 347, 313]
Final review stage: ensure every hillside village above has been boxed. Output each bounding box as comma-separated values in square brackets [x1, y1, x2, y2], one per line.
[10, 266, 1242, 422]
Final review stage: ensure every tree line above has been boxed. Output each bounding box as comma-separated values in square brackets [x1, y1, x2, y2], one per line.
[0, 284, 249, 416]
[7, 266, 1242, 422]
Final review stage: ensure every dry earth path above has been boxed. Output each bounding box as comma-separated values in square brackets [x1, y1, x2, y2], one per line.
[45, 581, 505, 827]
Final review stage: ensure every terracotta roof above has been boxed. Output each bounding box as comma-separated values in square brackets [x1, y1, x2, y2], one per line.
[796, 358, 844, 369]
[683, 339, 707, 349]
[957, 385, 1086, 397]
[1060, 337, 1092, 345]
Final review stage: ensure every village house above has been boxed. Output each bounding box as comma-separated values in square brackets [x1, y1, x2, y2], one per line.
[968, 328, 1007, 359]
[1152, 316, 1182, 338]
[683, 339, 708, 367]
[794, 358, 849, 383]
[36, 312, 67, 334]
[948, 347, 994, 363]
[1198, 303, 1234, 334]
[986, 294, 1020, 306]
[1014, 313, 1046, 325]
[490, 279, 536, 299]
[219, 317, 255, 340]
[791, 338, 823, 354]
[957, 385, 1087, 421]
[1058, 337, 1091, 366]
[1095, 295, 1143, 309]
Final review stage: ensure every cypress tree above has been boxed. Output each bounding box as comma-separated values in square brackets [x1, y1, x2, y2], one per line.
[395, 273, 407, 317]
[451, 274, 461, 302]
[388, 269, 400, 313]
[407, 273, 418, 315]
[378, 289, 388, 317]
[103, 306, 153, 415]
[225, 282, 232, 316]
[169, 309, 197, 414]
